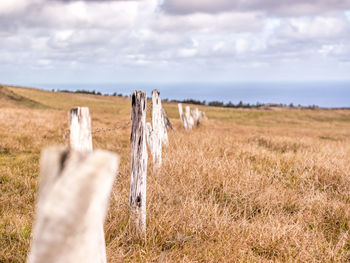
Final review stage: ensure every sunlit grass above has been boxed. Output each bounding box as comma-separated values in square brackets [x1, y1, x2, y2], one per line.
[1, 85, 350, 262]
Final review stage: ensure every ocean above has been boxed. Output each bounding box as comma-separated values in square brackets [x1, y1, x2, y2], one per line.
[32, 81, 350, 108]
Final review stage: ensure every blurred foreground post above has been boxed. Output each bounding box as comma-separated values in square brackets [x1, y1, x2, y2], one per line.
[69, 107, 93, 152]
[130, 91, 148, 236]
[178, 103, 188, 130]
[27, 147, 119, 263]
[185, 106, 194, 130]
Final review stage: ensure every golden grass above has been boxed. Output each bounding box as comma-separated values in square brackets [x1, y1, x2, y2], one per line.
[1, 85, 350, 262]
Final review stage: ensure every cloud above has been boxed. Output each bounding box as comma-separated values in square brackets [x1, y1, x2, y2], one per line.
[0, 0, 350, 84]
[54, 0, 111, 1]
[0, 1, 139, 30]
[278, 15, 350, 40]
[0, 0, 37, 16]
[151, 11, 264, 33]
[161, 0, 350, 16]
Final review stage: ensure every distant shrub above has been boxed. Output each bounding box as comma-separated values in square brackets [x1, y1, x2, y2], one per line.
[208, 101, 224, 107]
[57, 89, 106, 96]
[182, 99, 206, 105]
[55, 89, 319, 109]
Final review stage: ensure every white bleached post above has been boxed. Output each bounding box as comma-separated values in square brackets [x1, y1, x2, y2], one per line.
[152, 89, 168, 145]
[27, 147, 119, 263]
[185, 106, 194, 130]
[145, 122, 158, 169]
[147, 90, 166, 169]
[146, 122, 153, 151]
[130, 91, 148, 236]
[191, 108, 201, 127]
[145, 122, 156, 167]
[178, 103, 188, 130]
[69, 107, 93, 152]
[69, 107, 108, 262]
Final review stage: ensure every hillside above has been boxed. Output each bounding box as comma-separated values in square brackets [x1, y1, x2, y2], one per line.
[1, 85, 350, 262]
[0, 86, 49, 109]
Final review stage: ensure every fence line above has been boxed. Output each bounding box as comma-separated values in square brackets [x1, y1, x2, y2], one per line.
[178, 103, 206, 130]
[28, 89, 207, 262]
[62, 99, 153, 140]
[92, 121, 131, 134]
[63, 121, 131, 140]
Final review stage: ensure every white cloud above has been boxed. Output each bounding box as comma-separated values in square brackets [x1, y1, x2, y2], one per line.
[280, 16, 350, 40]
[235, 39, 250, 55]
[40, 1, 138, 29]
[0, 0, 350, 83]
[0, 0, 42, 16]
[212, 41, 225, 52]
[37, 59, 52, 67]
[177, 48, 197, 58]
[152, 11, 264, 33]
[161, 0, 350, 16]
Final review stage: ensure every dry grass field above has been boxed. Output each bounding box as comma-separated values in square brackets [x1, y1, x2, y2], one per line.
[1, 85, 350, 262]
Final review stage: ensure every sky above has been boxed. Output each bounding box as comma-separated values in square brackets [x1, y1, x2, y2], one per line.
[0, 0, 350, 85]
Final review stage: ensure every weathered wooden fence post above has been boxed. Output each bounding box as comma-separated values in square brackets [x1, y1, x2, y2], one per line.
[146, 122, 153, 151]
[185, 106, 194, 130]
[69, 107, 93, 152]
[162, 108, 173, 131]
[27, 147, 119, 263]
[144, 90, 164, 169]
[69, 107, 108, 262]
[145, 122, 157, 169]
[130, 91, 148, 236]
[146, 91, 172, 169]
[191, 108, 201, 127]
[178, 103, 188, 130]
[152, 89, 168, 146]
